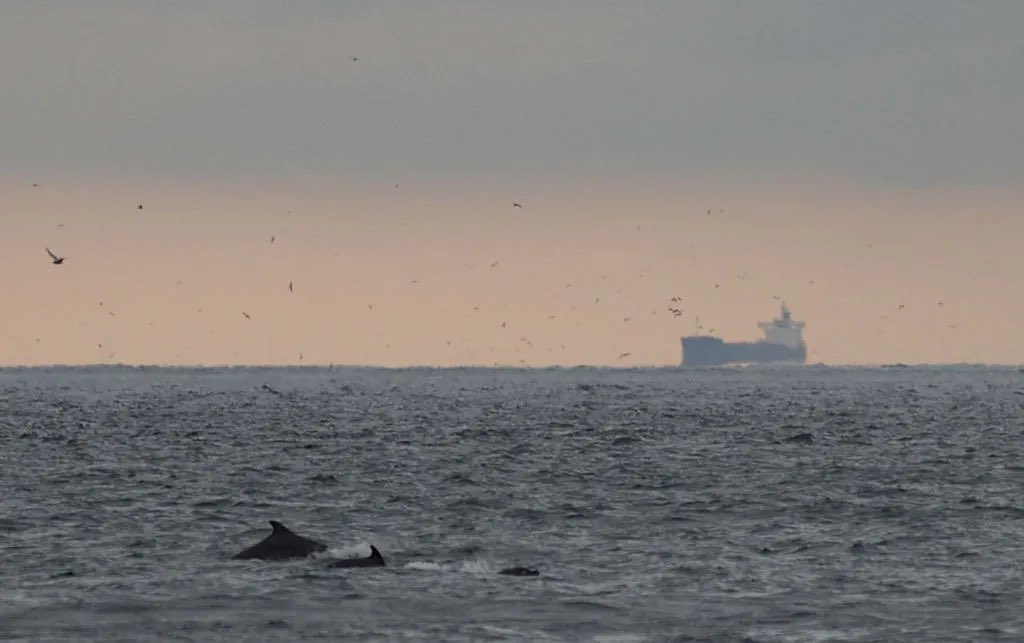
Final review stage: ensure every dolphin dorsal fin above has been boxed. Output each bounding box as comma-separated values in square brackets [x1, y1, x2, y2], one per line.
[369, 545, 383, 561]
[269, 521, 293, 535]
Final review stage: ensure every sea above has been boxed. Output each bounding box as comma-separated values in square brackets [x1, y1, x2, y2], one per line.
[1, 365, 1023, 642]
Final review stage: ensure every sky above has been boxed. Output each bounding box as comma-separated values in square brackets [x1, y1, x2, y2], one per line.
[2, 1, 1023, 366]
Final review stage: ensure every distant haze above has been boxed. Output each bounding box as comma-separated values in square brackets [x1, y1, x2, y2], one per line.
[3, 2, 1023, 366]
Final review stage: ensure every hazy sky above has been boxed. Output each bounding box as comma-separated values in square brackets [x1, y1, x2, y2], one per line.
[3, 1, 1023, 366]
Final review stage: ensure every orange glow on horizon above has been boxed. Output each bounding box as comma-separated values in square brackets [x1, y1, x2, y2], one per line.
[3, 176, 1022, 367]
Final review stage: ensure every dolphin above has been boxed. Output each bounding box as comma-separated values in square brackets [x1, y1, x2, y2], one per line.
[498, 566, 539, 576]
[327, 545, 385, 568]
[233, 521, 327, 561]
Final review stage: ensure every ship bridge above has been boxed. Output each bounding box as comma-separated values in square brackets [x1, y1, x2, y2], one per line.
[758, 303, 805, 348]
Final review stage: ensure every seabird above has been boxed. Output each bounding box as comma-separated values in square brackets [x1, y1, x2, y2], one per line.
[45, 248, 64, 265]
[512, 202, 523, 208]
[242, 312, 252, 320]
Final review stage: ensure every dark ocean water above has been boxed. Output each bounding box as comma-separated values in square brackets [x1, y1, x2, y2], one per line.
[2, 365, 1023, 642]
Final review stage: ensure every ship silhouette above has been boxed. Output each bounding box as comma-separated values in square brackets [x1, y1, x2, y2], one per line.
[681, 303, 806, 366]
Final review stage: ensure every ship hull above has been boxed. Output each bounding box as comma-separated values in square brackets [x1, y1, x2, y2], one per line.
[681, 336, 806, 367]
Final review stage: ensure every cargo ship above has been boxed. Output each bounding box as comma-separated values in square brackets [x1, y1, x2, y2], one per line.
[680, 303, 806, 366]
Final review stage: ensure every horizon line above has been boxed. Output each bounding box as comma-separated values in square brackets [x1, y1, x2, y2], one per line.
[0, 361, 1019, 370]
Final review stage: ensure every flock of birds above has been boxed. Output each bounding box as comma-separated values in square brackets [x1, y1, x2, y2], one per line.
[39, 193, 718, 365]
[35, 182, 960, 365]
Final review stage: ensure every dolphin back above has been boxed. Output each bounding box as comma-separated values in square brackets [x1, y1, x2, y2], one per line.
[327, 545, 386, 569]
[233, 521, 327, 561]
[498, 566, 540, 576]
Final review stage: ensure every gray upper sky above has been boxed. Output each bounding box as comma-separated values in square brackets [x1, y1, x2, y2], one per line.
[4, 1, 1023, 185]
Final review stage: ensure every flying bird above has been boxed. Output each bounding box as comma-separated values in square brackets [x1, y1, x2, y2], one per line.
[137, 204, 143, 210]
[512, 202, 523, 208]
[619, 352, 631, 359]
[288, 281, 293, 292]
[271, 235, 275, 244]
[242, 312, 252, 320]
[45, 248, 64, 265]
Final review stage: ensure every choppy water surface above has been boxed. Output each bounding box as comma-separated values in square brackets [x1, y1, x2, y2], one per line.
[2, 365, 1023, 641]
